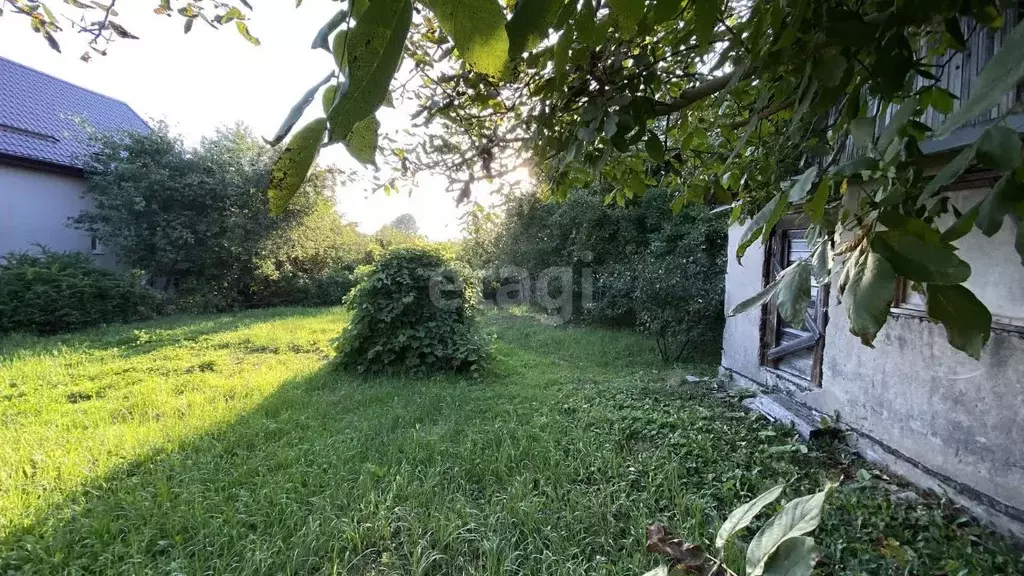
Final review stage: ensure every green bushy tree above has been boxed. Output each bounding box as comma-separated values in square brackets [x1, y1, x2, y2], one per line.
[334, 245, 487, 375]
[74, 123, 367, 311]
[483, 187, 726, 361]
[0, 250, 162, 335]
[633, 208, 727, 362]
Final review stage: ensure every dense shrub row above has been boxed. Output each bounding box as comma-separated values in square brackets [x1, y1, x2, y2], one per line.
[0, 250, 161, 335]
[465, 187, 727, 361]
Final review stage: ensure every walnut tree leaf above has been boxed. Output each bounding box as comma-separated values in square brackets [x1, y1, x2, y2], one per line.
[425, 0, 510, 77]
[926, 284, 992, 360]
[716, 484, 785, 549]
[326, 0, 412, 144]
[267, 118, 326, 215]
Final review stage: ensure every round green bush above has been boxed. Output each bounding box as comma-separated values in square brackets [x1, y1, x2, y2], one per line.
[334, 245, 487, 374]
[0, 249, 162, 335]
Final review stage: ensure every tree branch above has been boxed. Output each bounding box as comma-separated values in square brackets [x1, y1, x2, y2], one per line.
[652, 70, 739, 116]
[725, 96, 796, 129]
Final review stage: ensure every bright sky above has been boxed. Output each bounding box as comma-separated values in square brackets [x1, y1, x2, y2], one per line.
[0, 1, 505, 240]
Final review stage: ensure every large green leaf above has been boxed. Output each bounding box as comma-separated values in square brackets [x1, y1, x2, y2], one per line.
[268, 118, 326, 215]
[692, 0, 722, 46]
[830, 156, 877, 178]
[805, 179, 829, 222]
[975, 125, 1022, 171]
[575, 0, 597, 47]
[919, 85, 956, 115]
[777, 260, 812, 327]
[608, 0, 643, 36]
[326, 0, 412, 144]
[841, 246, 896, 346]
[940, 201, 980, 243]
[332, 29, 348, 69]
[926, 284, 992, 360]
[762, 537, 819, 576]
[553, 27, 571, 90]
[870, 229, 970, 284]
[265, 72, 335, 147]
[645, 131, 666, 162]
[312, 8, 348, 51]
[813, 50, 846, 87]
[760, 190, 791, 244]
[976, 174, 1024, 236]
[728, 272, 782, 317]
[425, 0, 510, 77]
[343, 114, 380, 165]
[848, 117, 875, 149]
[322, 84, 338, 114]
[745, 485, 832, 576]
[729, 261, 803, 317]
[787, 166, 818, 203]
[876, 96, 918, 152]
[506, 0, 559, 57]
[935, 20, 1024, 138]
[920, 144, 976, 202]
[810, 239, 831, 284]
[736, 194, 784, 261]
[649, 0, 683, 25]
[716, 484, 785, 549]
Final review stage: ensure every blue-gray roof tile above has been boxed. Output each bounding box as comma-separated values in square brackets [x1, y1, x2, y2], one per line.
[0, 56, 149, 170]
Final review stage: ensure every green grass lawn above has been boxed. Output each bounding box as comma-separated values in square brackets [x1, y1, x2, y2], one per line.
[1, 308, 1021, 575]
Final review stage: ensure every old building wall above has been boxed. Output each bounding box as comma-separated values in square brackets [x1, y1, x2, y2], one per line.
[720, 194, 1024, 537]
[720, 226, 767, 383]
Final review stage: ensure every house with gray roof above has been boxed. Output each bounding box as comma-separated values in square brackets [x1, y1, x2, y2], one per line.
[0, 56, 149, 267]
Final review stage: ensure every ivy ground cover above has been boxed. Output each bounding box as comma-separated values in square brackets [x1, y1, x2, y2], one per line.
[1, 308, 1021, 574]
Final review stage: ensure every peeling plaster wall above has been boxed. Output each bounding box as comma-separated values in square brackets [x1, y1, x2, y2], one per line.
[812, 304, 1024, 520]
[721, 225, 766, 384]
[720, 203, 1024, 535]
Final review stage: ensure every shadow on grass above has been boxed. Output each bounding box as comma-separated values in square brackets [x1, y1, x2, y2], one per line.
[0, 316, 669, 575]
[6, 312, 1018, 575]
[0, 365, 431, 574]
[0, 307, 342, 360]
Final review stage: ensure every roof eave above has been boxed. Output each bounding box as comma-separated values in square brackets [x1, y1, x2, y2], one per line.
[0, 152, 85, 177]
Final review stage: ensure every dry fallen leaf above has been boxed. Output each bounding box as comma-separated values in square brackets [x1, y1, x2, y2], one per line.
[646, 523, 707, 568]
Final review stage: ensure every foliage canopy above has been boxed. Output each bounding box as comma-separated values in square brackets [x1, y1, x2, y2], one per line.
[480, 186, 726, 361]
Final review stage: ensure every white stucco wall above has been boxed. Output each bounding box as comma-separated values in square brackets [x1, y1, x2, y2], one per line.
[721, 226, 767, 382]
[720, 197, 1024, 534]
[0, 163, 116, 268]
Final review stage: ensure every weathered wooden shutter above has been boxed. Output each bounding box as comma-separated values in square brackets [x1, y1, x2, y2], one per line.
[764, 228, 828, 383]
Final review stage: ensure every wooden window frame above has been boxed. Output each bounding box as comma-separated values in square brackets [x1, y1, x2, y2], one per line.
[891, 277, 1024, 334]
[760, 218, 829, 386]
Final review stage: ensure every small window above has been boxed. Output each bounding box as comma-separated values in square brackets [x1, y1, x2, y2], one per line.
[893, 277, 1024, 332]
[893, 278, 925, 312]
[762, 223, 829, 386]
[90, 236, 105, 255]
